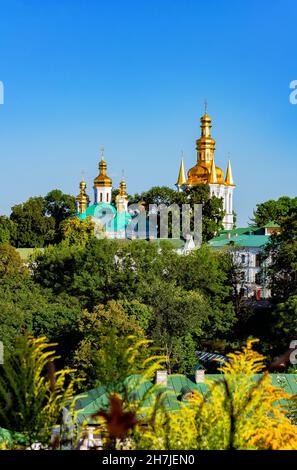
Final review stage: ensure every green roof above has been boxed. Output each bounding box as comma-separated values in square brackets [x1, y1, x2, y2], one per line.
[209, 234, 270, 248]
[209, 224, 273, 248]
[73, 373, 297, 425]
[262, 221, 280, 228]
[77, 203, 131, 232]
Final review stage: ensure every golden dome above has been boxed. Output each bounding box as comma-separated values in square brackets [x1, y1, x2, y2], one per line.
[76, 179, 90, 213]
[186, 160, 224, 185]
[187, 162, 209, 185]
[179, 109, 235, 188]
[119, 179, 127, 196]
[93, 157, 112, 188]
[201, 112, 212, 123]
[186, 111, 225, 185]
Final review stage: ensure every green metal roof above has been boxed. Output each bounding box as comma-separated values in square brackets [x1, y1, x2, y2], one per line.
[73, 373, 297, 425]
[209, 234, 270, 248]
[262, 221, 280, 228]
[77, 202, 131, 232]
[209, 221, 279, 249]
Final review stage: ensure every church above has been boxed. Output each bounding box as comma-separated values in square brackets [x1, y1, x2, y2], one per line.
[75, 109, 236, 237]
[75, 148, 131, 239]
[176, 110, 235, 230]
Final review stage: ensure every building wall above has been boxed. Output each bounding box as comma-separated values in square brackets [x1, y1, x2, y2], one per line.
[231, 247, 270, 299]
[94, 186, 112, 204]
[209, 183, 234, 230]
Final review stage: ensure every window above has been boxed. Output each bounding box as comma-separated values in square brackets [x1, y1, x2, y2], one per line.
[107, 193, 109, 202]
[241, 254, 246, 264]
[255, 273, 262, 285]
[100, 193, 103, 202]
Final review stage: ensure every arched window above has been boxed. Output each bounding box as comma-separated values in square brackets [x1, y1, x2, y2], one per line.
[106, 193, 109, 202]
[100, 193, 103, 202]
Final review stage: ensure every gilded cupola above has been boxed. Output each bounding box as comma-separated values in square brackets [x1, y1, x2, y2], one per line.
[76, 179, 90, 214]
[116, 177, 129, 213]
[186, 110, 224, 186]
[93, 147, 112, 188]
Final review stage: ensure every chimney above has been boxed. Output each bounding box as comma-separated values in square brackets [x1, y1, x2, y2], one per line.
[155, 370, 168, 386]
[195, 369, 205, 383]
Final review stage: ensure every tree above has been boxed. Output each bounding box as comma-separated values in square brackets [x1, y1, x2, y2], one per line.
[10, 197, 55, 247]
[183, 185, 224, 241]
[140, 186, 178, 208]
[0, 244, 26, 277]
[265, 207, 297, 302]
[166, 244, 236, 338]
[142, 280, 210, 373]
[60, 217, 96, 246]
[260, 207, 297, 357]
[32, 238, 165, 310]
[0, 271, 80, 359]
[44, 190, 76, 242]
[72, 300, 147, 389]
[0, 216, 16, 244]
[129, 185, 224, 242]
[0, 336, 79, 448]
[252, 196, 297, 227]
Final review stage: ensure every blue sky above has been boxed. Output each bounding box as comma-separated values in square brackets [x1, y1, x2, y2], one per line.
[0, 0, 296, 225]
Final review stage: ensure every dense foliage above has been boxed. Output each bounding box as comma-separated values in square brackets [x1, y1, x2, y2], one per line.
[0, 192, 296, 450]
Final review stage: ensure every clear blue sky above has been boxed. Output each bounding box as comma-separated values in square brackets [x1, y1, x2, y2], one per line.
[0, 0, 296, 225]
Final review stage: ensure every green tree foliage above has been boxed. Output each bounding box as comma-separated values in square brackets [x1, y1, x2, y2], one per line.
[0, 250, 80, 358]
[10, 197, 55, 247]
[144, 281, 209, 373]
[0, 336, 79, 448]
[0, 216, 16, 244]
[0, 244, 26, 277]
[140, 186, 178, 207]
[44, 189, 76, 242]
[32, 238, 236, 377]
[8, 190, 76, 247]
[252, 196, 297, 227]
[261, 207, 297, 354]
[183, 185, 224, 241]
[72, 301, 148, 389]
[130, 185, 224, 241]
[166, 244, 235, 336]
[266, 207, 297, 302]
[60, 217, 96, 246]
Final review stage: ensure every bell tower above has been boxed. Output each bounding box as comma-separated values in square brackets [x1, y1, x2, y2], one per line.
[93, 146, 112, 204]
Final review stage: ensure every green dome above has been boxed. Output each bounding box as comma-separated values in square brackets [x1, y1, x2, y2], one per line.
[77, 202, 131, 234]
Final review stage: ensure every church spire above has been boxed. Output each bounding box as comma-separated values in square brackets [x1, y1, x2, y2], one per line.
[209, 157, 217, 184]
[94, 146, 112, 188]
[196, 107, 216, 165]
[93, 146, 112, 204]
[176, 154, 186, 189]
[225, 159, 235, 186]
